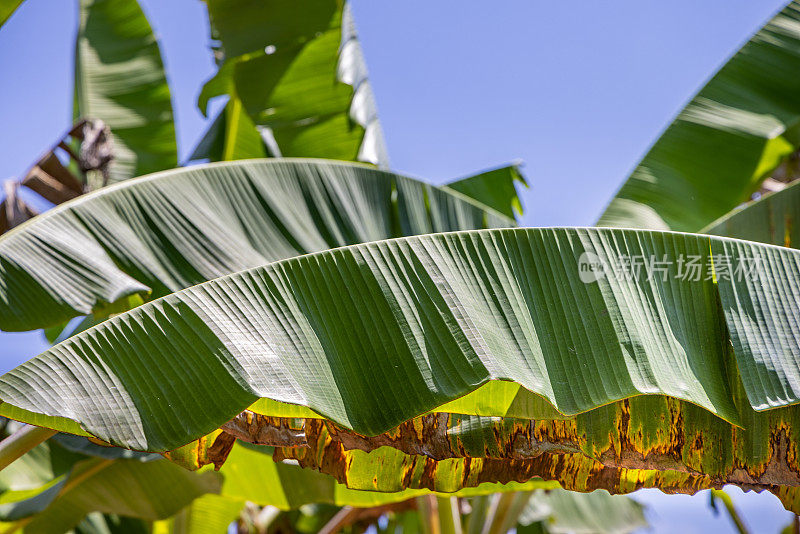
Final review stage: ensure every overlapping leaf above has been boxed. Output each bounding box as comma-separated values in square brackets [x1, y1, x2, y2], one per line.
[188, 98, 269, 162]
[277, 387, 800, 498]
[0, 159, 512, 332]
[0, 436, 568, 532]
[0, 444, 217, 534]
[0, 428, 653, 532]
[444, 164, 528, 219]
[704, 179, 800, 248]
[276, 417, 712, 497]
[0, 227, 798, 459]
[196, 0, 387, 166]
[277, 412, 800, 514]
[598, 1, 800, 231]
[75, 0, 177, 182]
[7, 0, 789, 528]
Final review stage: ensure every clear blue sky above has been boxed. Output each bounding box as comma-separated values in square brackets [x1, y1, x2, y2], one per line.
[0, 1, 795, 531]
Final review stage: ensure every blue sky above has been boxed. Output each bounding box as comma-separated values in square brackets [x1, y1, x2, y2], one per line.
[0, 1, 795, 531]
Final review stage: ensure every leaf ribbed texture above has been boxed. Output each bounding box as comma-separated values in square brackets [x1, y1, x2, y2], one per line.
[598, 1, 800, 231]
[0, 159, 510, 332]
[1, 228, 798, 452]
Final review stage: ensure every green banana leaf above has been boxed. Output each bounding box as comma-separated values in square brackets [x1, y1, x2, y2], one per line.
[0, 159, 512, 332]
[597, 1, 800, 231]
[153, 458, 646, 534]
[443, 164, 528, 219]
[516, 489, 647, 534]
[0, 429, 157, 498]
[0, 0, 22, 27]
[196, 0, 387, 166]
[0, 437, 562, 533]
[179, 487, 647, 534]
[152, 495, 244, 534]
[1, 226, 798, 455]
[704, 179, 800, 248]
[73, 513, 150, 534]
[188, 99, 270, 162]
[0, 456, 218, 534]
[74, 0, 177, 183]
[0, 438, 73, 494]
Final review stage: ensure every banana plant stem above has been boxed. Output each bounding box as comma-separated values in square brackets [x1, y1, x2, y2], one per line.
[0, 425, 56, 472]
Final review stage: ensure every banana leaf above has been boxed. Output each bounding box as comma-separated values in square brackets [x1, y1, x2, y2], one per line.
[0, 454, 218, 534]
[196, 0, 387, 166]
[0, 437, 558, 533]
[516, 489, 646, 534]
[188, 99, 270, 162]
[704, 179, 800, 248]
[597, 1, 800, 231]
[0, 227, 798, 466]
[0, 159, 512, 332]
[74, 0, 177, 183]
[443, 164, 528, 219]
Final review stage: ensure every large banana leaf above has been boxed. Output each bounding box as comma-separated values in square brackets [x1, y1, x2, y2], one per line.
[704, 179, 800, 248]
[0, 439, 70, 494]
[74, 0, 177, 183]
[196, 0, 387, 166]
[0, 434, 190, 531]
[204, 444, 645, 532]
[0, 159, 512, 332]
[1, 227, 798, 457]
[597, 1, 800, 231]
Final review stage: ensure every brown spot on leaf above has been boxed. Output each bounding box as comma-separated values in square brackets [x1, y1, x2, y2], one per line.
[323, 414, 580, 460]
[207, 431, 236, 470]
[221, 410, 306, 448]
